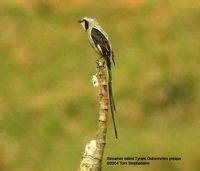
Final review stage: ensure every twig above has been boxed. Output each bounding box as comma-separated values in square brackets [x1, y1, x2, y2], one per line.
[77, 64, 108, 171]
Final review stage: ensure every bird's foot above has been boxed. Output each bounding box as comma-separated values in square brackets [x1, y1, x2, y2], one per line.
[96, 59, 103, 67]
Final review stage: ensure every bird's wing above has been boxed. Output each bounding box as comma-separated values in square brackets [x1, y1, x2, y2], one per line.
[91, 28, 111, 58]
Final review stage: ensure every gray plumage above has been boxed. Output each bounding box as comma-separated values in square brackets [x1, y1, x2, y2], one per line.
[79, 16, 118, 139]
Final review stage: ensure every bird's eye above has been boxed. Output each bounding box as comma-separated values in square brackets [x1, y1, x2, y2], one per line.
[84, 20, 89, 30]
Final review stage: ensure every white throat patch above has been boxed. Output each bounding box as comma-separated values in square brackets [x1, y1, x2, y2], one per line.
[81, 22, 86, 31]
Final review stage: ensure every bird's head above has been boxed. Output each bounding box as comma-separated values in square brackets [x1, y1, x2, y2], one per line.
[78, 16, 95, 31]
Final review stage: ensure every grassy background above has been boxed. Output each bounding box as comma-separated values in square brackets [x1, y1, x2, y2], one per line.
[0, 0, 200, 170]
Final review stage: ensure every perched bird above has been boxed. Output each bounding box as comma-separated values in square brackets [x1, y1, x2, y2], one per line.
[78, 16, 118, 139]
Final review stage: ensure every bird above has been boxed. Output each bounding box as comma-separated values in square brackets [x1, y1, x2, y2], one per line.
[78, 16, 118, 139]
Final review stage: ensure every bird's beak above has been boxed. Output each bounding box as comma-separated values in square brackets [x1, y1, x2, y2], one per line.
[78, 19, 86, 31]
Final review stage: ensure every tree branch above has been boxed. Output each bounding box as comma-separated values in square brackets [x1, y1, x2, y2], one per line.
[77, 64, 108, 171]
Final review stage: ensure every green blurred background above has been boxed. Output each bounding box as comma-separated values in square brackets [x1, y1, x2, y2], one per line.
[0, 0, 200, 170]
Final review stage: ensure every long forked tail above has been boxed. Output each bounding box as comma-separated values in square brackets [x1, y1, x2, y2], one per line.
[107, 65, 118, 139]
